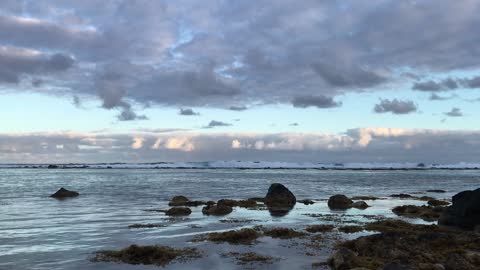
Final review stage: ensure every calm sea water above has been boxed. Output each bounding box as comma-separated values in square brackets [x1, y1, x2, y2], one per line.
[0, 169, 479, 270]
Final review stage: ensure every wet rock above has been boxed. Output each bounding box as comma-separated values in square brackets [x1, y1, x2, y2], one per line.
[392, 205, 444, 221]
[47, 164, 59, 169]
[204, 228, 261, 245]
[217, 199, 257, 208]
[338, 226, 364, 233]
[264, 183, 296, 207]
[165, 207, 192, 216]
[92, 244, 201, 266]
[298, 199, 315, 205]
[306, 224, 335, 233]
[383, 262, 415, 270]
[427, 189, 447, 193]
[428, 199, 450, 207]
[262, 227, 308, 239]
[334, 220, 480, 269]
[328, 194, 353, 210]
[439, 188, 480, 230]
[328, 248, 358, 270]
[352, 201, 370, 209]
[50, 187, 79, 199]
[390, 193, 413, 199]
[202, 202, 233, 216]
[168, 196, 207, 207]
[351, 196, 379, 201]
[222, 252, 278, 266]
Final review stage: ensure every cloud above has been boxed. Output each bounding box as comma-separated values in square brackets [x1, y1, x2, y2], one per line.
[412, 78, 458, 92]
[204, 120, 232, 128]
[461, 76, 480, 88]
[228, 105, 247, 111]
[179, 108, 200, 116]
[311, 62, 387, 88]
[2, 128, 480, 163]
[429, 93, 454, 101]
[444, 107, 463, 117]
[289, 123, 299, 126]
[0, 46, 74, 83]
[292, 95, 342, 109]
[374, 99, 417, 114]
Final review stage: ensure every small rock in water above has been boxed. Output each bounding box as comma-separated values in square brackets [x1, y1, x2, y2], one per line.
[352, 201, 370, 209]
[165, 207, 192, 216]
[328, 194, 353, 210]
[50, 187, 79, 199]
[427, 199, 450, 207]
[439, 188, 480, 230]
[298, 199, 315, 205]
[202, 201, 233, 216]
[390, 193, 413, 198]
[168, 196, 190, 206]
[427, 189, 447, 193]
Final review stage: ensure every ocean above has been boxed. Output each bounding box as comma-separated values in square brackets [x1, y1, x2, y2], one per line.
[0, 168, 479, 269]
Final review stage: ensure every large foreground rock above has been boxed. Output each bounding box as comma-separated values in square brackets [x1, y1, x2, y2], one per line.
[50, 187, 79, 199]
[439, 188, 480, 230]
[264, 183, 296, 207]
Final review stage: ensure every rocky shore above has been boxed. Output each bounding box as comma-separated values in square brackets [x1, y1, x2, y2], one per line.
[49, 184, 479, 269]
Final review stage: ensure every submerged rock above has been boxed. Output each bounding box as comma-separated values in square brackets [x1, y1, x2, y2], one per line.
[298, 199, 315, 205]
[165, 207, 192, 216]
[50, 187, 79, 199]
[92, 244, 201, 266]
[427, 189, 447, 193]
[328, 195, 353, 210]
[428, 199, 450, 207]
[204, 228, 261, 245]
[439, 188, 480, 230]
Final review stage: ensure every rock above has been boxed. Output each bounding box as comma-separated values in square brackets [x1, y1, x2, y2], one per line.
[392, 205, 444, 221]
[50, 187, 79, 199]
[428, 199, 450, 207]
[383, 262, 415, 270]
[202, 203, 233, 216]
[427, 189, 447, 193]
[264, 183, 296, 207]
[444, 253, 476, 270]
[328, 195, 353, 210]
[165, 207, 192, 216]
[298, 199, 315, 205]
[351, 196, 379, 200]
[352, 201, 369, 209]
[390, 194, 413, 198]
[264, 183, 296, 217]
[47, 164, 59, 169]
[328, 248, 357, 270]
[439, 188, 480, 230]
[169, 196, 207, 207]
[217, 199, 257, 208]
[168, 196, 190, 206]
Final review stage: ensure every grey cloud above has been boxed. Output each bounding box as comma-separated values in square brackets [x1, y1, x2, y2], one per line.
[413, 78, 458, 92]
[311, 62, 387, 88]
[228, 106, 247, 111]
[204, 120, 232, 128]
[444, 108, 463, 117]
[289, 123, 299, 126]
[461, 76, 480, 88]
[374, 99, 417, 114]
[179, 108, 199, 116]
[429, 93, 454, 101]
[292, 95, 342, 109]
[0, 47, 74, 83]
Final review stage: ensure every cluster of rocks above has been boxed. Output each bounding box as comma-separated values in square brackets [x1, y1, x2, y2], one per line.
[327, 194, 370, 210]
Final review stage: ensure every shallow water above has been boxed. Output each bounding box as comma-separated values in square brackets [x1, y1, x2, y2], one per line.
[0, 169, 479, 269]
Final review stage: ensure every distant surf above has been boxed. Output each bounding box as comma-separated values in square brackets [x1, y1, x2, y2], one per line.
[1, 161, 479, 170]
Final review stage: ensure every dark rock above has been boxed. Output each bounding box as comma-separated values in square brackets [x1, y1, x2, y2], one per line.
[383, 262, 415, 270]
[47, 164, 59, 169]
[328, 248, 357, 270]
[264, 183, 296, 207]
[444, 253, 476, 270]
[165, 207, 192, 216]
[392, 205, 444, 221]
[352, 201, 369, 210]
[50, 187, 79, 199]
[328, 194, 353, 210]
[427, 189, 447, 193]
[428, 199, 450, 207]
[390, 194, 413, 198]
[168, 196, 190, 206]
[351, 196, 379, 200]
[298, 199, 315, 205]
[202, 203, 233, 216]
[439, 188, 480, 230]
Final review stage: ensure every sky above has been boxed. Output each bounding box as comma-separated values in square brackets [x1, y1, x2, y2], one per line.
[0, 0, 479, 164]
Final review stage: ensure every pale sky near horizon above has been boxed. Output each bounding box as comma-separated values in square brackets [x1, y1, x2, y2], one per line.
[0, 0, 479, 163]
